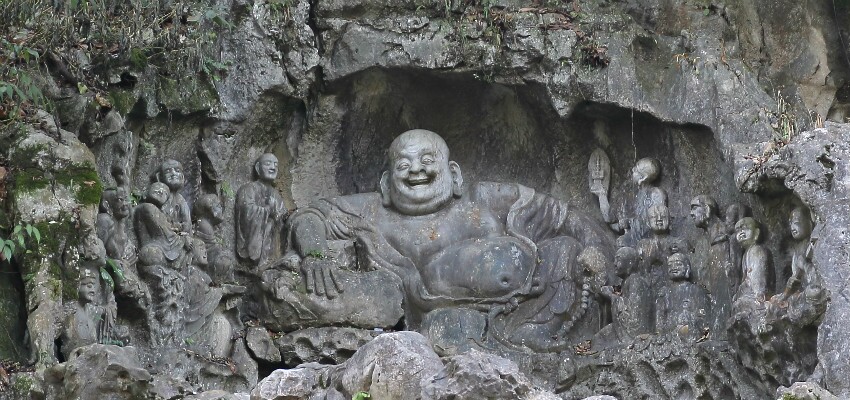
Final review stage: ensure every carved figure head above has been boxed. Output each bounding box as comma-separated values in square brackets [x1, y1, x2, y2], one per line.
[157, 159, 185, 192]
[667, 252, 691, 281]
[789, 207, 813, 241]
[668, 237, 690, 255]
[100, 187, 131, 220]
[380, 129, 463, 216]
[191, 238, 208, 267]
[614, 246, 640, 277]
[194, 193, 224, 224]
[631, 158, 660, 185]
[724, 203, 750, 233]
[647, 204, 670, 234]
[78, 269, 100, 304]
[254, 153, 278, 183]
[145, 182, 170, 207]
[734, 217, 760, 248]
[689, 195, 717, 228]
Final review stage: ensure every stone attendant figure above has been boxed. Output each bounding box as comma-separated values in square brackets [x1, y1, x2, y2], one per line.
[732, 217, 770, 317]
[97, 187, 147, 306]
[134, 182, 190, 345]
[637, 203, 673, 275]
[60, 266, 119, 359]
[588, 148, 612, 223]
[194, 193, 234, 282]
[97, 187, 134, 261]
[154, 159, 192, 234]
[286, 129, 613, 352]
[599, 246, 652, 340]
[655, 253, 709, 339]
[236, 153, 287, 266]
[689, 195, 736, 334]
[724, 203, 750, 282]
[771, 207, 827, 324]
[135, 182, 188, 268]
[625, 157, 667, 244]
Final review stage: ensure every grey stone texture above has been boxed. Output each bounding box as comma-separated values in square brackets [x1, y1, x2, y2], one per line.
[1, 0, 849, 398]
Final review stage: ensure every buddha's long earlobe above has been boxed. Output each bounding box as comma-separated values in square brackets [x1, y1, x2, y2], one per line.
[450, 161, 463, 198]
[380, 171, 392, 207]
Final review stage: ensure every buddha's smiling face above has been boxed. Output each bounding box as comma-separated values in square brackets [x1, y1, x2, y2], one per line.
[385, 130, 459, 216]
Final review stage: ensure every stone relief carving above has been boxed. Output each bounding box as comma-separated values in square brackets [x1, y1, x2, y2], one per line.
[236, 153, 288, 266]
[153, 159, 192, 234]
[588, 148, 612, 223]
[732, 216, 770, 320]
[282, 130, 612, 352]
[689, 195, 737, 336]
[625, 157, 667, 243]
[773, 207, 826, 314]
[60, 268, 121, 359]
[28, 121, 831, 399]
[194, 193, 234, 283]
[654, 253, 710, 340]
[97, 187, 147, 308]
[598, 246, 652, 342]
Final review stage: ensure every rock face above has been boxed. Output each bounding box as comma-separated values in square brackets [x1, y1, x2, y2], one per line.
[43, 345, 152, 399]
[252, 332, 562, 400]
[1, 0, 849, 399]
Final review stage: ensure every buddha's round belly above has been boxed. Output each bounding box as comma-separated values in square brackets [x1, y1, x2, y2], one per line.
[421, 236, 534, 298]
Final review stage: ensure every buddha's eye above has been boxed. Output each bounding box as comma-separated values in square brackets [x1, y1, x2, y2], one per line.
[421, 155, 434, 165]
[396, 162, 410, 171]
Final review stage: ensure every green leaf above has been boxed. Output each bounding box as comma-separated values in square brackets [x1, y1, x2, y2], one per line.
[25, 224, 32, 236]
[33, 227, 40, 244]
[77, 82, 88, 94]
[2, 246, 11, 261]
[100, 267, 115, 289]
[352, 392, 371, 400]
[106, 259, 125, 281]
[17, 235, 24, 247]
[13, 225, 21, 234]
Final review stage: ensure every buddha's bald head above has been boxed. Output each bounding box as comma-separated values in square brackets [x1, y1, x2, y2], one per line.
[381, 130, 463, 216]
[389, 130, 450, 162]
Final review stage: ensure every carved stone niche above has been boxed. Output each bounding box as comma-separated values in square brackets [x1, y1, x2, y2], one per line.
[271, 69, 780, 396]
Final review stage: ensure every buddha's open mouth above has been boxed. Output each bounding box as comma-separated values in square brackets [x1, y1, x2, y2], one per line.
[407, 176, 432, 187]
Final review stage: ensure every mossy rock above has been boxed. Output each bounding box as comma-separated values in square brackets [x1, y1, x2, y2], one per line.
[157, 74, 219, 115]
[108, 89, 140, 116]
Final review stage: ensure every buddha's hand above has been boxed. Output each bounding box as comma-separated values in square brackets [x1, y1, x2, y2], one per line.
[300, 255, 344, 299]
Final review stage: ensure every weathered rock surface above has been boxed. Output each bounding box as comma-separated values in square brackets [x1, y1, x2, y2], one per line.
[776, 381, 839, 400]
[421, 349, 536, 400]
[43, 344, 152, 399]
[275, 327, 378, 366]
[1, 0, 849, 399]
[254, 332, 562, 400]
[246, 326, 282, 363]
[737, 123, 850, 397]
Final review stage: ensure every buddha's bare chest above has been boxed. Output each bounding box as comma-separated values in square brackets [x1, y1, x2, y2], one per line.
[378, 204, 504, 265]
